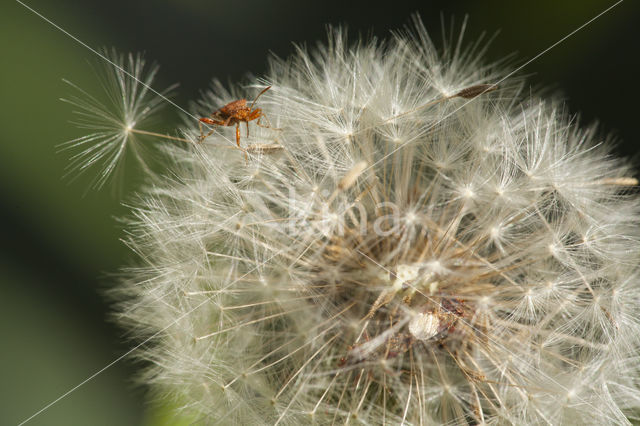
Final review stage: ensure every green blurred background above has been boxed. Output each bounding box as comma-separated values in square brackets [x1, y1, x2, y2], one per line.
[2, 0, 638, 424]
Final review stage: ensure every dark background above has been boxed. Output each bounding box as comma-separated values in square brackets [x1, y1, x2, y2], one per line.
[2, 1, 639, 424]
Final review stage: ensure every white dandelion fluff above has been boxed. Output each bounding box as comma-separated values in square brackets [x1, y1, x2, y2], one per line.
[69, 18, 640, 425]
[60, 50, 178, 189]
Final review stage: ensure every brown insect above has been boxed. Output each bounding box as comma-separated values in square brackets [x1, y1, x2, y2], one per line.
[198, 86, 275, 147]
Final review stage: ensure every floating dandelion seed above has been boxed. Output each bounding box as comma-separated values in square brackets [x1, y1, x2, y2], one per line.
[67, 17, 640, 425]
[60, 50, 179, 189]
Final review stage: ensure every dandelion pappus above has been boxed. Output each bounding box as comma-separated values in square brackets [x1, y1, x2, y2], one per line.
[198, 86, 277, 148]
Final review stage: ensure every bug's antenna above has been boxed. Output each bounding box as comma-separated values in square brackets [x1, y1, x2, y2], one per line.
[250, 86, 271, 109]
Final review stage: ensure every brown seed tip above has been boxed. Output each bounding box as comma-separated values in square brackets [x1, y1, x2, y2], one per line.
[453, 84, 498, 99]
[338, 161, 368, 191]
[245, 143, 284, 154]
[599, 177, 639, 186]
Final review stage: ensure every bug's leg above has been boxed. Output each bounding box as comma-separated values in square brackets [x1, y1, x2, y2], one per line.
[234, 123, 248, 163]
[256, 114, 282, 131]
[198, 118, 219, 143]
[198, 121, 215, 143]
[255, 116, 267, 128]
[246, 121, 250, 138]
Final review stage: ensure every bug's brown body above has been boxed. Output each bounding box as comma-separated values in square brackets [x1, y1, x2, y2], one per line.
[199, 86, 273, 148]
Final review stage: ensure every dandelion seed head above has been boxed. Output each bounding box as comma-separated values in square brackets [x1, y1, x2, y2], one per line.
[100, 18, 640, 425]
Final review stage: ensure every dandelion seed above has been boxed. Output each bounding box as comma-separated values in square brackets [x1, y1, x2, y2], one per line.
[337, 160, 368, 191]
[452, 83, 498, 99]
[59, 49, 178, 189]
